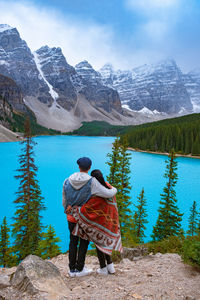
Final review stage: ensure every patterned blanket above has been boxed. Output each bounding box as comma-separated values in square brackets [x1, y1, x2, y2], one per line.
[71, 195, 123, 255]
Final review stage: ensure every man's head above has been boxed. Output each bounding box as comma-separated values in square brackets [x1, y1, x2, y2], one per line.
[77, 157, 92, 172]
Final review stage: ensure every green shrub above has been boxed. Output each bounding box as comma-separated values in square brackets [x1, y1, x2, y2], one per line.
[87, 249, 97, 256]
[146, 236, 184, 255]
[111, 250, 122, 263]
[181, 236, 200, 268]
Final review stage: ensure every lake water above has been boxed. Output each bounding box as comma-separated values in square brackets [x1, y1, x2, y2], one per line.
[0, 136, 200, 251]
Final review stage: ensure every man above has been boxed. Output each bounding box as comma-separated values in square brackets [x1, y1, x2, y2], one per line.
[62, 157, 117, 277]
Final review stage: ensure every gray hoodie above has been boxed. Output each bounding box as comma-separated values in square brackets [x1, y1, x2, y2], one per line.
[62, 172, 117, 209]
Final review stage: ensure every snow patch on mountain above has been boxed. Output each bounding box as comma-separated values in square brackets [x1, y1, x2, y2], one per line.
[138, 107, 154, 115]
[33, 51, 58, 101]
[122, 104, 134, 111]
[100, 59, 193, 115]
[153, 109, 160, 114]
[191, 102, 200, 112]
[0, 60, 9, 66]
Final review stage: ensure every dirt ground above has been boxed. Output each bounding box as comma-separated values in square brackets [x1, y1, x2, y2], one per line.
[50, 253, 200, 300]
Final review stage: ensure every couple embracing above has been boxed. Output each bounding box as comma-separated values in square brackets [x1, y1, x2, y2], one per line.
[62, 157, 122, 277]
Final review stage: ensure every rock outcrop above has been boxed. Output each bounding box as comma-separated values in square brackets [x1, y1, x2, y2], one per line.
[122, 246, 148, 260]
[2, 255, 70, 300]
[0, 74, 26, 113]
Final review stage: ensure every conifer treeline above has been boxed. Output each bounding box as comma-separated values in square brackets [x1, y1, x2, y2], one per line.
[125, 115, 200, 155]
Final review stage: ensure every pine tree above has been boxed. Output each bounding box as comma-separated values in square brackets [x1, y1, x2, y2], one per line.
[133, 188, 148, 243]
[36, 225, 61, 259]
[152, 150, 183, 241]
[123, 215, 138, 247]
[106, 137, 121, 186]
[117, 136, 132, 237]
[107, 136, 132, 239]
[187, 201, 199, 236]
[0, 217, 12, 267]
[12, 119, 45, 262]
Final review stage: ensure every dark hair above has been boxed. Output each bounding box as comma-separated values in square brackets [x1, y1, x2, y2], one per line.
[91, 169, 110, 189]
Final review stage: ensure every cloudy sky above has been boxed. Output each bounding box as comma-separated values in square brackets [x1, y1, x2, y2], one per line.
[0, 0, 199, 72]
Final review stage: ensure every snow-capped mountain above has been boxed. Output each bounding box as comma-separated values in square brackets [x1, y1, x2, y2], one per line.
[34, 46, 77, 111]
[99, 59, 194, 115]
[75, 60, 102, 83]
[0, 23, 199, 132]
[75, 60, 122, 113]
[0, 24, 126, 131]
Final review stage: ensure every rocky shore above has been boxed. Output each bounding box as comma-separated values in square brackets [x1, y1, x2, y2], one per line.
[128, 147, 200, 159]
[0, 251, 200, 300]
[0, 125, 22, 142]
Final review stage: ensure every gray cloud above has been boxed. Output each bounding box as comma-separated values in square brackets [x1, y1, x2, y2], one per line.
[0, 0, 199, 72]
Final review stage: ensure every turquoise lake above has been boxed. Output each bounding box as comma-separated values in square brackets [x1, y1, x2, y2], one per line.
[0, 136, 200, 251]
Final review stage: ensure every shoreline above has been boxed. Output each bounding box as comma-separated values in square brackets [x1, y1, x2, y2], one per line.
[1, 134, 200, 160]
[128, 147, 200, 159]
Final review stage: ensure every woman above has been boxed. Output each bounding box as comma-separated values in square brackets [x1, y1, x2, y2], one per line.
[71, 169, 122, 275]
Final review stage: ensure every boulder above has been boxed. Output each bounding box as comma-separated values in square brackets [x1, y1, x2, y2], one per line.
[0, 275, 10, 289]
[11, 255, 70, 300]
[122, 246, 148, 260]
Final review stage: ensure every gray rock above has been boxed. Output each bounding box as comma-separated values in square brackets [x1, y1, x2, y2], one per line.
[122, 246, 148, 260]
[0, 74, 27, 113]
[183, 69, 200, 112]
[0, 25, 52, 105]
[11, 255, 70, 299]
[35, 46, 77, 110]
[75, 60, 122, 113]
[0, 275, 10, 289]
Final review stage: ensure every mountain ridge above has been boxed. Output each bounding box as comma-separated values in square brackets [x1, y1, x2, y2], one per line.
[0, 23, 200, 132]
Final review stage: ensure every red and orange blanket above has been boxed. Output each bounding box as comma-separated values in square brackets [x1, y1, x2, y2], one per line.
[71, 195, 123, 255]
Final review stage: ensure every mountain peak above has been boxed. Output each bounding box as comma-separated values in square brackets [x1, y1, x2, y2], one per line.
[0, 24, 14, 33]
[36, 45, 62, 54]
[100, 63, 114, 70]
[157, 58, 177, 67]
[75, 60, 93, 70]
[36, 45, 50, 52]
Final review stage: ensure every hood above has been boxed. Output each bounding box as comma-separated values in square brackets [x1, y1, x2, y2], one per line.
[68, 172, 91, 190]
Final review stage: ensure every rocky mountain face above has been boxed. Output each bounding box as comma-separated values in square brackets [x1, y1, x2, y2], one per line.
[0, 73, 28, 133]
[34, 46, 77, 111]
[0, 74, 26, 113]
[100, 60, 194, 115]
[0, 24, 124, 131]
[75, 61, 122, 114]
[0, 95, 13, 129]
[1, 23, 199, 132]
[183, 69, 200, 112]
[0, 25, 51, 105]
